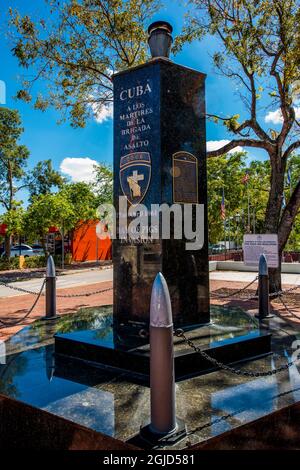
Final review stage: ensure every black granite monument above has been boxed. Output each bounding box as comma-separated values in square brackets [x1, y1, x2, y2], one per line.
[113, 22, 209, 343]
[54, 21, 271, 378]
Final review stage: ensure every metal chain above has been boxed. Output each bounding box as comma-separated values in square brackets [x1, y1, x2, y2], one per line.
[55, 286, 113, 298]
[274, 289, 300, 321]
[278, 284, 300, 295]
[174, 329, 300, 377]
[210, 276, 258, 299]
[210, 278, 300, 301]
[0, 280, 112, 298]
[185, 384, 300, 441]
[0, 280, 46, 328]
[0, 280, 43, 296]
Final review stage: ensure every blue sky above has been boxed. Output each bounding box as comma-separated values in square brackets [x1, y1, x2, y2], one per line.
[0, 0, 279, 204]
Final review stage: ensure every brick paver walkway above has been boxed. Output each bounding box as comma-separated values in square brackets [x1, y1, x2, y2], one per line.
[211, 279, 300, 327]
[1, 279, 300, 341]
[0, 281, 113, 341]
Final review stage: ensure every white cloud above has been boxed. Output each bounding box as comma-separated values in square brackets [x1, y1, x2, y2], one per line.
[60, 157, 98, 183]
[265, 109, 283, 125]
[207, 140, 243, 154]
[265, 107, 300, 125]
[90, 101, 113, 124]
[89, 71, 114, 124]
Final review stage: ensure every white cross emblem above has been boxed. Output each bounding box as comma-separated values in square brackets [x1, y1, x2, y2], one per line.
[127, 170, 144, 197]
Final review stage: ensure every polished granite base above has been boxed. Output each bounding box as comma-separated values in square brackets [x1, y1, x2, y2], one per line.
[1, 306, 299, 450]
[54, 306, 272, 381]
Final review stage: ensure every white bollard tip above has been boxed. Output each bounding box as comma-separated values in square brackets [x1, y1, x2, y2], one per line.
[150, 272, 173, 328]
[259, 254, 268, 276]
[46, 255, 56, 278]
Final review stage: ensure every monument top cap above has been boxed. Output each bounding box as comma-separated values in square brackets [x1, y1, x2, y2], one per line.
[148, 20, 173, 59]
[148, 21, 173, 35]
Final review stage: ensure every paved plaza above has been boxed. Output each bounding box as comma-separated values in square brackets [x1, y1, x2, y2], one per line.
[1, 267, 300, 341]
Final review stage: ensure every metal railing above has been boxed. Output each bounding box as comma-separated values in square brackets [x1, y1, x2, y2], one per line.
[0, 280, 45, 328]
[0, 255, 113, 328]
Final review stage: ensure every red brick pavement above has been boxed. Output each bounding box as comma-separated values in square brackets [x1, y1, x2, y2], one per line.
[210, 279, 300, 327]
[1, 279, 300, 342]
[0, 281, 113, 341]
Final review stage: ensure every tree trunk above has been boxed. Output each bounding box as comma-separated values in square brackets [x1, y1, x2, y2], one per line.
[41, 238, 48, 257]
[4, 234, 11, 260]
[269, 258, 282, 294]
[263, 153, 285, 293]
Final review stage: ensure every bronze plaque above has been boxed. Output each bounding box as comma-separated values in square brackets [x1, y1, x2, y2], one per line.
[173, 151, 198, 203]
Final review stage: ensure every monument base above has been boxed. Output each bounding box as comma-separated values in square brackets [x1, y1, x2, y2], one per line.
[54, 306, 272, 381]
[136, 418, 187, 448]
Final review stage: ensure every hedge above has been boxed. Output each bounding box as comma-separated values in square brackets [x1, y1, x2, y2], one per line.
[0, 254, 72, 271]
[0, 257, 20, 271]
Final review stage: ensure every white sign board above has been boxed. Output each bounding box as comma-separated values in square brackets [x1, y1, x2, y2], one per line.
[243, 234, 279, 268]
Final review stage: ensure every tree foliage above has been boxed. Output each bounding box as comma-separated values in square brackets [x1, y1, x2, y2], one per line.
[0, 107, 66, 257]
[93, 162, 113, 205]
[24, 192, 76, 246]
[59, 181, 99, 225]
[0, 107, 29, 212]
[25, 159, 66, 200]
[24, 181, 99, 246]
[179, 0, 300, 289]
[1, 205, 26, 239]
[208, 151, 300, 250]
[9, 0, 161, 127]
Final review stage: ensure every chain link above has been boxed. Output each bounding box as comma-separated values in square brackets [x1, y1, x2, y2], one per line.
[210, 278, 300, 301]
[185, 384, 300, 441]
[0, 280, 43, 296]
[0, 280, 46, 328]
[277, 284, 300, 296]
[174, 329, 300, 377]
[55, 286, 113, 298]
[0, 280, 112, 298]
[210, 276, 258, 299]
[273, 287, 300, 320]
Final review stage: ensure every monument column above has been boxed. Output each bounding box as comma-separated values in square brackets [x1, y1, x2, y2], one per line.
[113, 22, 209, 344]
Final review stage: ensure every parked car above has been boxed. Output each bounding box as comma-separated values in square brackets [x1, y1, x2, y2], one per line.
[31, 244, 45, 255]
[1, 244, 35, 258]
[211, 243, 226, 254]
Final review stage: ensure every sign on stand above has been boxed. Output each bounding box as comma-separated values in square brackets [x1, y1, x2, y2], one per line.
[243, 234, 279, 268]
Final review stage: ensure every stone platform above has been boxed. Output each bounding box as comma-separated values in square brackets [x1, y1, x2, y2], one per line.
[54, 306, 271, 381]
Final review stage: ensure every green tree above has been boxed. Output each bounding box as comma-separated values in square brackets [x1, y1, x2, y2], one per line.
[0, 107, 65, 257]
[9, 0, 160, 127]
[25, 193, 75, 252]
[207, 152, 247, 244]
[25, 159, 66, 200]
[0, 206, 26, 251]
[179, 0, 300, 290]
[93, 162, 113, 205]
[208, 152, 300, 253]
[59, 181, 99, 225]
[0, 107, 29, 258]
[25, 182, 98, 254]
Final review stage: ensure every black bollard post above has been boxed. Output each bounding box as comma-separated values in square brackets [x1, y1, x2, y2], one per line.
[43, 255, 58, 320]
[139, 272, 186, 446]
[256, 254, 273, 320]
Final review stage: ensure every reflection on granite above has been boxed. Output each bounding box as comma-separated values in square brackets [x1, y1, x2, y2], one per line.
[56, 305, 260, 352]
[5, 306, 112, 356]
[54, 305, 270, 379]
[0, 304, 300, 449]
